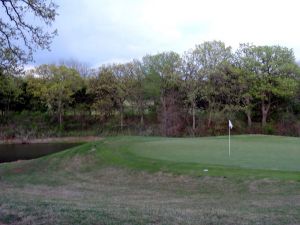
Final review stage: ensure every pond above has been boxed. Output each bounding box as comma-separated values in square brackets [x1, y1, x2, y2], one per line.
[0, 143, 81, 163]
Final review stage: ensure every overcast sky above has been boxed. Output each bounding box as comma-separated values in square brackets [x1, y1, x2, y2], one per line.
[32, 0, 300, 68]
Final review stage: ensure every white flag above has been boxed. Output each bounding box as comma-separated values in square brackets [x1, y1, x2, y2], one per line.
[229, 120, 233, 129]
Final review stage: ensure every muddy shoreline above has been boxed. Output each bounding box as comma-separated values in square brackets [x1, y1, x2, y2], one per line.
[0, 136, 103, 144]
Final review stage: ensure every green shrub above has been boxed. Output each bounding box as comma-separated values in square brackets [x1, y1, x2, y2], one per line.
[262, 124, 275, 135]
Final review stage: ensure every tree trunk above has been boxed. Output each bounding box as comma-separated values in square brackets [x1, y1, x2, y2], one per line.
[207, 109, 212, 127]
[246, 110, 252, 128]
[6, 98, 10, 116]
[160, 96, 167, 136]
[140, 114, 144, 126]
[120, 105, 124, 130]
[58, 100, 63, 130]
[192, 102, 196, 134]
[245, 97, 252, 128]
[59, 111, 62, 129]
[261, 101, 270, 126]
[262, 110, 268, 126]
[139, 100, 144, 127]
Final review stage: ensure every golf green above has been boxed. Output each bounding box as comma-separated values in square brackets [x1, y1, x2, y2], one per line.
[130, 135, 300, 171]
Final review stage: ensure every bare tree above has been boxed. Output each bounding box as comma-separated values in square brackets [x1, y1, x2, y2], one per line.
[59, 59, 91, 77]
[0, 0, 58, 73]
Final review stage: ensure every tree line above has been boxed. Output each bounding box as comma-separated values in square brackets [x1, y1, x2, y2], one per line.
[1, 41, 300, 137]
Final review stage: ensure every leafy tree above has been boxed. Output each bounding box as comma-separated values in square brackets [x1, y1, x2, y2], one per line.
[89, 63, 137, 130]
[111, 63, 136, 130]
[27, 65, 83, 128]
[87, 66, 117, 122]
[193, 41, 232, 126]
[181, 49, 202, 134]
[234, 44, 258, 127]
[70, 85, 94, 116]
[0, 74, 22, 115]
[16, 78, 46, 112]
[237, 44, 300, 126]
[0, 0, 58, 72]
[1, 40, 300, 137]
[142, 52, 184, 136]
[127, 60, 148, 127]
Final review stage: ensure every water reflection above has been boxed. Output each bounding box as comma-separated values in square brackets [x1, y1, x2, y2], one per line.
[0, 143, 80, 163]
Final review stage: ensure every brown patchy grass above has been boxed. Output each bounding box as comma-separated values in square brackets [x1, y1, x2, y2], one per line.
[1, 167, 300, 225]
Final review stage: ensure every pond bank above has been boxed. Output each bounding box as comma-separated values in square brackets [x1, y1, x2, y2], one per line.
[0, 136, 103, 144]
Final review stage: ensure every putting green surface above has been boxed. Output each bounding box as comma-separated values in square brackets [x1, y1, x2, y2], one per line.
[130, 135, 300, 172]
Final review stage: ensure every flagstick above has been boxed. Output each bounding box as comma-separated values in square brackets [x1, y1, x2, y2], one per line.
[229, 124, 231, 157]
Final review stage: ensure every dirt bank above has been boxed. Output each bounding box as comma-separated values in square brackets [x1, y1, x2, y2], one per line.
[0, 136, 103, 144]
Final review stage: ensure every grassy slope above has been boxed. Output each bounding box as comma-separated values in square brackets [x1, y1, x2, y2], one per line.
[1, 135, 300, 182]
[1, 135, 300, 224]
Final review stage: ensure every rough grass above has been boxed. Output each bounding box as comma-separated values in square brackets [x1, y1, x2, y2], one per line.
[1, 167, 300, 225]
[0, 135, 300, 224]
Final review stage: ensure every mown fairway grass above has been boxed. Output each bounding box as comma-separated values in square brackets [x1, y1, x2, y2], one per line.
[131, 135, 300, 171]
[1, 135, 300, 224]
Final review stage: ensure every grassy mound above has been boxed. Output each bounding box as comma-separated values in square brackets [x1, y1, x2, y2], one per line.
[1, 135, 300, 182]
[1, 135, 300, 224]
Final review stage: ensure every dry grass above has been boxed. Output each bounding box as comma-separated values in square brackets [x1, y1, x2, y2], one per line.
[1, 167, 300, 224]
[0, 136, 103, 144]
